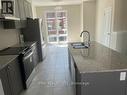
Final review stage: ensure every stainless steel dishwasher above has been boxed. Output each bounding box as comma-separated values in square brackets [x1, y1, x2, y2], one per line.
[22, 47, 34, 88]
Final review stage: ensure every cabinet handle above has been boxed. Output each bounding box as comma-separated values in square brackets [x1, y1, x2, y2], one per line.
[8, 66, 11, 69]
[83, 82, 90, 86]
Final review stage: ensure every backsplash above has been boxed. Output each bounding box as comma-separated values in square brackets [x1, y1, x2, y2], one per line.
[0, 22, 20, 49]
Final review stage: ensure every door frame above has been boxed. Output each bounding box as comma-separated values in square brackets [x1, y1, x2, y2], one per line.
[45, 10, 68, 44]
[103, 7, 113, 48]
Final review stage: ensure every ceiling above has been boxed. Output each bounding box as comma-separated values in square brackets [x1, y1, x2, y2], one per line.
[32, 0, 92, 6]
[32, 0, 81, 2]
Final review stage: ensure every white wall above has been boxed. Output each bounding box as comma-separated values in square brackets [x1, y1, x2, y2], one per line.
[83, 0, 96, 41]
[35, 5, 82, 42]
[95, 0, 127, 55]
[0, 23, 19, 49]
[95, 0, 114, 44]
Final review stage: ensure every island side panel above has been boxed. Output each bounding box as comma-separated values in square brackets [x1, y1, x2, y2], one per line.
[75, 66, 82, 95]
[68, 48, 82, 95]
[81, 71, 127, 95]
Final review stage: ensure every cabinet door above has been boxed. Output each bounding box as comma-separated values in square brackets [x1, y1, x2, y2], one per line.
[17, 0, 26, 20]
[7, 59, 24, 95]
[23, 0, 32, 18]
[23, 0, 29, 18]
[70, 55, 75, 82]
[0, 68, 12, 95]
[82, 72, 127, 95]
[27, 2, 33, 17]
[17, 0, 26, 27]
[14, 0, 20, 18]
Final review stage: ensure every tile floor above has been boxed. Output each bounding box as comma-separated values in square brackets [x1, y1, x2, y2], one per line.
[20, 44, 75, 95]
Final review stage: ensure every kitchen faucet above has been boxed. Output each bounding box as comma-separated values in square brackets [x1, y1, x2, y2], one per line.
[80, 31, 90, 47]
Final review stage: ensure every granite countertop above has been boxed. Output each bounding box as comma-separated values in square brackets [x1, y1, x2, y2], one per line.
[0, 55, 18, 70]
[68, 42, 127, 73]
[12, 41, 37, 48]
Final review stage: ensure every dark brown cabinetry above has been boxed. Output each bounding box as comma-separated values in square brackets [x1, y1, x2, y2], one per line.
[2, 0, 33, 29]
[0, 68, 11, 95]
[0, 57, 24, 95]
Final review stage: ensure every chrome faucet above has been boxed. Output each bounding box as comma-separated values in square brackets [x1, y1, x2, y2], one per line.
[80, 31, 90, 47]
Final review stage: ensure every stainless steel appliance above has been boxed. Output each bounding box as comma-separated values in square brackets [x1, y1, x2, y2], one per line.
[22, 18, 46, 62]
[0, 79, 5, 95]
[0, 46, 35, 89]
[19, 47, 35, 89]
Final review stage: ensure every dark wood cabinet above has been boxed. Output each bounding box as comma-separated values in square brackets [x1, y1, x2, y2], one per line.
[0, 57, 24, 95]
[7, 59, 24, 95]
[2, 0, 33, 29]
[0, 67, 12, 95]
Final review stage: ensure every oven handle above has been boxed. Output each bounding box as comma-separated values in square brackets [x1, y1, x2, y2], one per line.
[24, 52, 33, 60]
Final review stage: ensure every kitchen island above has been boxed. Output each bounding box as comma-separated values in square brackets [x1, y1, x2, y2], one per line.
[68, 42, 127, 95]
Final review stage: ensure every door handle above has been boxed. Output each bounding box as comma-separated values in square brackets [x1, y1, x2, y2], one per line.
[24, 52, 33, 60]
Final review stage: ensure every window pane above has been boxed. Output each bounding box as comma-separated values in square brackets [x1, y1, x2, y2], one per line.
[59, 36, 67, 41]
[49, 36, 57, 42]
[58, 30, 67, 34]
[57, 12, 66, 18]
[47, 12, 55, 18]
[47, 19, 56, 30]
[48, 31, 57, 35]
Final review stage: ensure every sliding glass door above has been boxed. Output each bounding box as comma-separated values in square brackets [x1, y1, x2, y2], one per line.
[46, 11, 68, 44]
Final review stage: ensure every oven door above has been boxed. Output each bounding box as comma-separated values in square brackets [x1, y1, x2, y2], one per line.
[23, 50, 34, 81]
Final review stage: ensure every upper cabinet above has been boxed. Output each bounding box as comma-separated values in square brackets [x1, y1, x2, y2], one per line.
[17, 0, 26, 20]
[1, 0, 33, 29]
[17, 0, 33, 20]
[24, 0, 33, 18]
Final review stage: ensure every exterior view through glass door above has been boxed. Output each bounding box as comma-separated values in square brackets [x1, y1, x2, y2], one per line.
[46, 11, 68, 44]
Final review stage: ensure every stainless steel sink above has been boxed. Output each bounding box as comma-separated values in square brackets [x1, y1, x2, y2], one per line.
[71, 42, 89, 49]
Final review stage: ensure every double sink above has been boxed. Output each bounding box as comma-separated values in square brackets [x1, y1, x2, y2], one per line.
[72, 31, 90, 49]
[71, 42, 89, 49]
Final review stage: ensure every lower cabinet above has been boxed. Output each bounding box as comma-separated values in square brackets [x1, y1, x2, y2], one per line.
[68, 50, 76, 82]
[0, 57, 24, 95]
[68, 50, 127, 95]
[0, 68, 11, 95]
